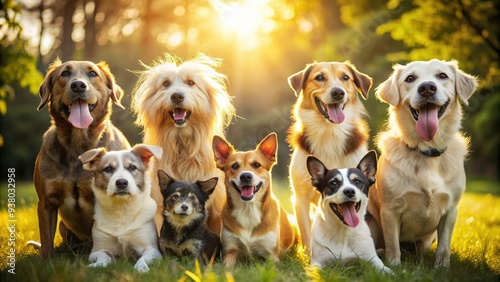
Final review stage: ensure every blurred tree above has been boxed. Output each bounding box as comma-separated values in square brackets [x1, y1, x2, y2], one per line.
[0, 0, 44, 147]
[377, 0, 500, 176]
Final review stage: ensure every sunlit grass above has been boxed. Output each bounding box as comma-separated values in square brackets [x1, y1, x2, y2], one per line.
[1, 181, 499, 281]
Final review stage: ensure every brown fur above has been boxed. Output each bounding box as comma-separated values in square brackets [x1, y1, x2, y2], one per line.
[287, 61, 373, 251]
[213, 133, 297, 267]
[34, 59, 130, 257]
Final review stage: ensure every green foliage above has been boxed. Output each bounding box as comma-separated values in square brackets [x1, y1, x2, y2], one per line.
[0, 1, 43, 116]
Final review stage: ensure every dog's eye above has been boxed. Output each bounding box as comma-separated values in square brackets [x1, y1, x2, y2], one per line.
[330, 180, 339, 187]
[187, 80, 195, 86]
[129, 164, 137, 171]
[89, 70, 98, 77]
[252, 162, 261, 169]
[342, 74, 350, 81]
[61, 70, 70, 77]
[353, 179, 362, 185]
[171, 195, 179, 201]
[163, 80, 171, 87]
[438, 73, 448, 79]
[314, 74, 325, 82]
[405, 75, 415, 83]
[102, 166, 114, 173]
[231, 163, 240, 170]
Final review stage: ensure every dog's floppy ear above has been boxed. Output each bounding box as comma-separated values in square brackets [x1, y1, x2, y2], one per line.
[288, 64, 315, 97]
[376, 64, 402, 106]
[357, 150, 377, 186]
[157, 170, 175, 196]
[306, 156, 327, 190]
[447, 60, 478, 106]
[197, 177, 218, 199]
[212, 135, 234, 168]
[131, 144, 163, 169]
[38, 59, 62, 111]
[97, 61, 125, 109]
[345, 61, 373, 100]
[257, 132, 278, 163]
[79, 147, 107, 171]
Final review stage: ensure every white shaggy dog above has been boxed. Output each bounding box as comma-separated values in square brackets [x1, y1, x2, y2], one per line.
[307, 151, 391, 273]
[79, 144, 163, 272]
[132, 53, 235, 234]
[367, 59, 478, 267]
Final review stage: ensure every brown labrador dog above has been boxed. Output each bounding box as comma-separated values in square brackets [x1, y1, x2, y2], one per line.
[34, 59, 130, 257]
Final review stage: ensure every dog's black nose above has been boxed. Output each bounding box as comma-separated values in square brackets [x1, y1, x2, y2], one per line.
[171, 93, 184, 104]
[180, 204, 189, 211]
[240, 172, 253, 183]
[418, 82, 437, 97]
[331, 87, 345, 101]
[71, 80, 87, 93]
[115, 179, 128, 189]
[343, 188, 355, 198]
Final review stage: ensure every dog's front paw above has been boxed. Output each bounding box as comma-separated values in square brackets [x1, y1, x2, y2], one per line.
[88, 261, 110, 268]
[134, 259, 150, 272]
[434, 250, 451, 268]
[387, 256, 401, 266]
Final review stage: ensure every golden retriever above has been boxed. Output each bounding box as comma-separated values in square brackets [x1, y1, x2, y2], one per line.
[367, 59, 478, 267]
[287, 61, 373, 251]
[34, 59, 130, 257]
[131, 53, 235, 235]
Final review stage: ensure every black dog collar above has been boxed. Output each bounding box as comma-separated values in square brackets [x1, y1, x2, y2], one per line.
[406, 144, 447, 157]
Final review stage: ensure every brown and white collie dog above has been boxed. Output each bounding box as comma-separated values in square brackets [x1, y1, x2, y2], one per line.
[132, 53, 236, 234]
[287, 61, 373, 251]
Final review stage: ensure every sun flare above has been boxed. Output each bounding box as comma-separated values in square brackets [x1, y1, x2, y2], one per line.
[212, 0, 270, 37]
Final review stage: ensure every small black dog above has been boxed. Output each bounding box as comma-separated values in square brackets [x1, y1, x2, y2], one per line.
[157, 170, 222, 264]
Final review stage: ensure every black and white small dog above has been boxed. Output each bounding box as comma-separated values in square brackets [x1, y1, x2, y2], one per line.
[157, 170, 222, 264]
[306, 151, 391, 273]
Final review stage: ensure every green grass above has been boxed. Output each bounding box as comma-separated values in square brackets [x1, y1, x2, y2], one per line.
[1, 180, 499, 281]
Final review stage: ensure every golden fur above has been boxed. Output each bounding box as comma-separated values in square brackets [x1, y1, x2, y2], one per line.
[367, 59, 478, 267]
[213, 133, 297, 267]
[287, 61, 373, 251]
[131, 53, 235, 234]
[34, 59, 130, 257]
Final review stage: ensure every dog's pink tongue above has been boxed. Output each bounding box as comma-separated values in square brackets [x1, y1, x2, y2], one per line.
[341, 202, 359, 228]
[327, 104, 345, 124]
[416, 104, 439, 141]
[241, 186, 255, 198]
[173, 108, 187, 121]
[68, 100, 93, 129]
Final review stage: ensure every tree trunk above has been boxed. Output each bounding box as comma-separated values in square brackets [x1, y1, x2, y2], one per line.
[60, 0, 77, 61]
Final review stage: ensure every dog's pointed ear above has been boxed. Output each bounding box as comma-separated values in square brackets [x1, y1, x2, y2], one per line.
[288, 64, 315, 97]
[306, 156, 327, 190]
[157, 170, 175, 195]
[79, 147, 107, 171]
[212, 135, 233, 168]
[345, 61, 373, 100]
[376, 64, 402, 106]
[447, 60, 478, 106]
[98, 61, 125, 109]
[131, 144, 162, 169]
[197, 177, 218, 199]
[38, 59, 62, 111]
[257, 132, 278, 163]
[357, 150, 377, 185]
